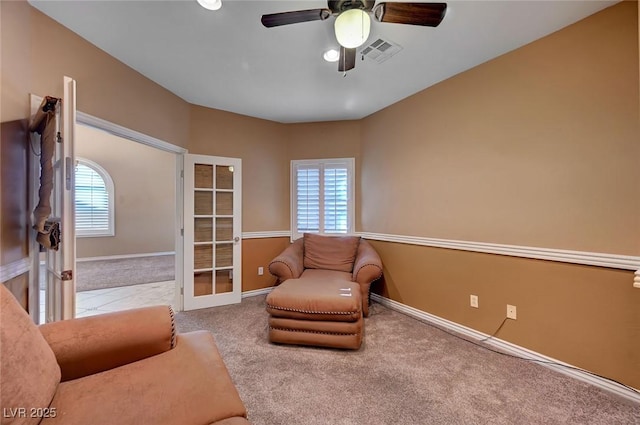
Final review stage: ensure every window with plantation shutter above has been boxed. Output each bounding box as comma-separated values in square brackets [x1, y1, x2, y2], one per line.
[291, 158, 354, 240]
[75, 158, 114, 237]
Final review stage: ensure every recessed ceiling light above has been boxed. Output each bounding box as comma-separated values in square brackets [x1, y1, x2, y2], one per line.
[197, 0, 222, 11]
[323, 49, 340, 62]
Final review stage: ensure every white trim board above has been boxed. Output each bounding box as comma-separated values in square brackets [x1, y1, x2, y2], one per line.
[76, 251, 175, 263]
[370, 293, 640, 403]
[77, 112, 187, 154]
[0, 258, 31, 283]
[242, 231, 291, 239]
[237, 230, 640, 271]
[358, 232, 640, 285]
[229, 230, 640, 286]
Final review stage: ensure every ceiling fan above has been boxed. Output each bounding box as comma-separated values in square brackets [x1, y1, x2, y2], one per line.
[261, 0, 447, 72]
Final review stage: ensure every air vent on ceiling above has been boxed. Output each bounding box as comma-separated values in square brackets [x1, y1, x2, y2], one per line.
[360, 37, 403, 64]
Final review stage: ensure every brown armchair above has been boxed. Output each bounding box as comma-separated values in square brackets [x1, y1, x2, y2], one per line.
[268, 234, 383, 317]
[0, 284, 249, 425]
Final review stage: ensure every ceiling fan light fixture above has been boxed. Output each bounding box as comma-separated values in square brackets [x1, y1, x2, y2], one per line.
[334, 9, 371, 49]
[197, 0, 222, 11]
[323, 49, 340, 62]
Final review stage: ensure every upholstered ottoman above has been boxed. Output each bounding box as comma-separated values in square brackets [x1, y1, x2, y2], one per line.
[266, 277, 364, 350]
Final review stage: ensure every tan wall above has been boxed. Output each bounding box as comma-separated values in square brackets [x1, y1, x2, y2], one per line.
[370, 241, 640, 389]
[2, 0, 638, 390]
[75, 125, 175, 258]
[189, 105, 289, 232]
[0, 0, 190, 303]
[0, 120, 29, 265]
[0, 120, 30, 308]
[242, 237, 290, 292]
[361, 1, 639, 256]
[1, 1, 32, 122]
[189, 107, 291, 293]
[1, 1, 190, 147]
[287, 121, 361, 160]
[360, 2, 640, 389]
[1, 2, 32, 305]
[287, 120, 362, 229]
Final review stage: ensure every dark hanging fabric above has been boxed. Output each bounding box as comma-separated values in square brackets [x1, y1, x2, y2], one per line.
[30, 96, 61, 250]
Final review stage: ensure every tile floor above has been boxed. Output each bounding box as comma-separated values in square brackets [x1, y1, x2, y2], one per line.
[39, 280, 176, 323]
[76, 280, 177, 317]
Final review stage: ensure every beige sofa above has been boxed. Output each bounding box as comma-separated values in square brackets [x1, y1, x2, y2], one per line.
[0, 284, 249, 425]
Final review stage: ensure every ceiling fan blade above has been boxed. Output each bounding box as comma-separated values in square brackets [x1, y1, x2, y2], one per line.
[372, 2, 447, 27]
[261, 9, 331, 28]
[328, 0, 375, 13]
[338, 47, 356, 72]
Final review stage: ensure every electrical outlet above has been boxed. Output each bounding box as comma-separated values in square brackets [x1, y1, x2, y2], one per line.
[470, 295, 479, 308]
[507, 304, 517, 320]
[258, 267, 264, 276]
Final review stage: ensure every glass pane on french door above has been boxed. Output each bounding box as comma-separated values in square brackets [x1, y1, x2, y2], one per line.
[184, 155, 241, 311]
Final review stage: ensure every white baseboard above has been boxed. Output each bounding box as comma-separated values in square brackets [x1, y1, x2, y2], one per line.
[242, 287, 274, 298]
[77, 251, 175, 262]
[370, 293, 640, 404]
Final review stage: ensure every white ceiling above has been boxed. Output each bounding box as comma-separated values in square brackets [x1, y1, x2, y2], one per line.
[29, 0, 618, 123]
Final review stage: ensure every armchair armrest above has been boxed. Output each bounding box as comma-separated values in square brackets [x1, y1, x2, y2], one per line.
[268, 238, 304, 282]
[39, 305, 175, 382]
[352, 239, 383, 317]
[353, 239, 383, 284]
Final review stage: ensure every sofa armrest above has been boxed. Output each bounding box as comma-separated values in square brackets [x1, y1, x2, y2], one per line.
[352, 239, 383, 317]
[47, 331, 248, 425]
[268, 237, 304, 282]
[39, 305, 175, 382]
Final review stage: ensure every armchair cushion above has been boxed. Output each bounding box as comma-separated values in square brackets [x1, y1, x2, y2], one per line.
[39, 305, 176, 381]
[302, 233, 361, 273]
[1, 285, 60, 425]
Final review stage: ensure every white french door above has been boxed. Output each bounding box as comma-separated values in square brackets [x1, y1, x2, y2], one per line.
[30, 76, 77, 322]
[183, 154, 242, 310]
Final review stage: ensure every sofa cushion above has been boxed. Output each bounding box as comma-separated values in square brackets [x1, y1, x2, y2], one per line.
[1, 284, 61, 425]
[303, 233, 361, 273]
[42, 332, 247, 425]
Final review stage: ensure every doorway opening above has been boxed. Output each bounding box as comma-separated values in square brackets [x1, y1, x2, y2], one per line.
[73, 123, 178, 317]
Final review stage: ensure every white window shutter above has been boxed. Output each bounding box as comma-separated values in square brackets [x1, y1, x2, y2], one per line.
[295, 165, 320, 234]
[291, 158, 354, 240]
[75, 159, 114, 237]
[323, 166, 348, 233]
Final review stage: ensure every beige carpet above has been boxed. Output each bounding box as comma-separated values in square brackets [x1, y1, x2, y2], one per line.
[175, 295, 639, 425]
[75, 255, 174, 292]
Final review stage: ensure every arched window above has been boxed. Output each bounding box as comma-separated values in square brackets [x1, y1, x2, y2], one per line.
[75, 158, 114, 237]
